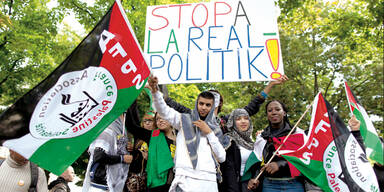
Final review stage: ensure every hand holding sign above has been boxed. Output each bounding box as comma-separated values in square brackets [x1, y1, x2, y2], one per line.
[263, 75, 289, 95]
[148, 74, 159, 93]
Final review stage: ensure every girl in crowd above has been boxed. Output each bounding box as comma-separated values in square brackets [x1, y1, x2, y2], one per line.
[146, 113, 176, 192]
[141, 112, 155, 131]
[125, 102, 176, 192]
[221, 109, 257, 192]
[126, 111, 155, 191]
[248, 100, 305, 192]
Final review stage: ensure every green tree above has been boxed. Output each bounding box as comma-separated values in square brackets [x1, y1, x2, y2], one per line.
[277, 0, 383, 134]
[0, 0, 81, 108]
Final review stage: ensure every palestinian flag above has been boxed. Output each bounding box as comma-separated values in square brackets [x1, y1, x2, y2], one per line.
[0, 0, 150, 175]
[280, 93, 380, 192]
[344, 81, 384, 165]
[242, 129, 305, 181]
[241, 135, 266, 181]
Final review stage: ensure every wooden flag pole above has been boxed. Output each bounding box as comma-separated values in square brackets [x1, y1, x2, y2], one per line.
[254, 100, 314, 181]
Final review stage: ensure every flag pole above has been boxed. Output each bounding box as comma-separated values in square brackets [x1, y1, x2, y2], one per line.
[254, 99, 314, 181]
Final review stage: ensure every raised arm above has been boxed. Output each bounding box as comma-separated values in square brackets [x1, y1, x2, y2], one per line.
[165, 97, 192, 114]
[145, 81, 192, 114]
[349, 115, 366, 152]
[148, 75, 182, 130]
[125, 100, 151, 143]
[244, 75, 289, 116]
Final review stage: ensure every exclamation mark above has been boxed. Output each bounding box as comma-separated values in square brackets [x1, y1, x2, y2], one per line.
[266, 39, 281, 79]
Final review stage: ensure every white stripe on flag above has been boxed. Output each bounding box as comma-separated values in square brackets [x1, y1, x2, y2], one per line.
[3, 134, 48, 159]
[253, 134, 266, 161]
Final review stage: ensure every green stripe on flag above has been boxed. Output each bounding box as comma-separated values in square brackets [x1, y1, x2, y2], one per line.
[241, 152, 260, 181]
[30, 84, 146, 175]
[283, 156, 332, 192]
[353, 107, 384, 164]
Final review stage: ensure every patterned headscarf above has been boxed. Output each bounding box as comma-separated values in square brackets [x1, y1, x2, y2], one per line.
[225, 109, 254, 150]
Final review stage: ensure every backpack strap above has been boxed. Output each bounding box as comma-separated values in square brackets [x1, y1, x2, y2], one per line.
[28, 162, 39, 192]
[0, 159, 4, 166]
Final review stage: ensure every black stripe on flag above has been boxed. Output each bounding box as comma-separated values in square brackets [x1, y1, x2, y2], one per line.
[0, 4, 113, 143]
[324, 99, 365, 191]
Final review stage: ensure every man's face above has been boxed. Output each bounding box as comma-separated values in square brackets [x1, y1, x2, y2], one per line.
[197, 97, 214, 118]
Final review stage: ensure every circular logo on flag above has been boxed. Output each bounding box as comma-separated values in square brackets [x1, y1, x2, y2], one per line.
[30, 67, 117, 139]
[323, 141, 349, 191]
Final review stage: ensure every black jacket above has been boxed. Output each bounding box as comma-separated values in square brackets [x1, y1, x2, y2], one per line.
[48, 177, 70, 192]
[91, 147, 122, 185]
[256, 123, 293, 179]
[221, 141, 257, 192]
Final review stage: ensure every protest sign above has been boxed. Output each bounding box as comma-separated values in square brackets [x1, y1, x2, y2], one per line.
[144, 0, 283, 84]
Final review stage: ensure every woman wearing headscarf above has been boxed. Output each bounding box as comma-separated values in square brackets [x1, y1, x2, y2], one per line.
[248, 100, 305, 192]
[221, 109, 257, 192]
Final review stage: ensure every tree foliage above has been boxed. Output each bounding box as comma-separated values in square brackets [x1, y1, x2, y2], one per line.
[0, 0, 81, 108]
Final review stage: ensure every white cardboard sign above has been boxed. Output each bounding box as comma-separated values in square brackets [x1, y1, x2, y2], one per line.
[144, 0, 283, 84]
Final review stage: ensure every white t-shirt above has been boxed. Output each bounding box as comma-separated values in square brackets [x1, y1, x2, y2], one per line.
[239, 145, 252, 176]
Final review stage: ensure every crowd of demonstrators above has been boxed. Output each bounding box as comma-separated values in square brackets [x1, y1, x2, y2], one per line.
[77, 80, 383, 192]
[2, 75, 383, 192]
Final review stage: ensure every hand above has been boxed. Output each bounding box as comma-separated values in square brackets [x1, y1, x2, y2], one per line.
[193, 120, 212, 135]
[270, 75, 289, 86]
[148, 74, 159, 93]
[123, 154, 133, 164]
[247, 178, 260, 190]
[348, 115, 360, 131]
[264, 75, 289, 94]
[255, 130, 263, 137]
[263, 162, 279, 174]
